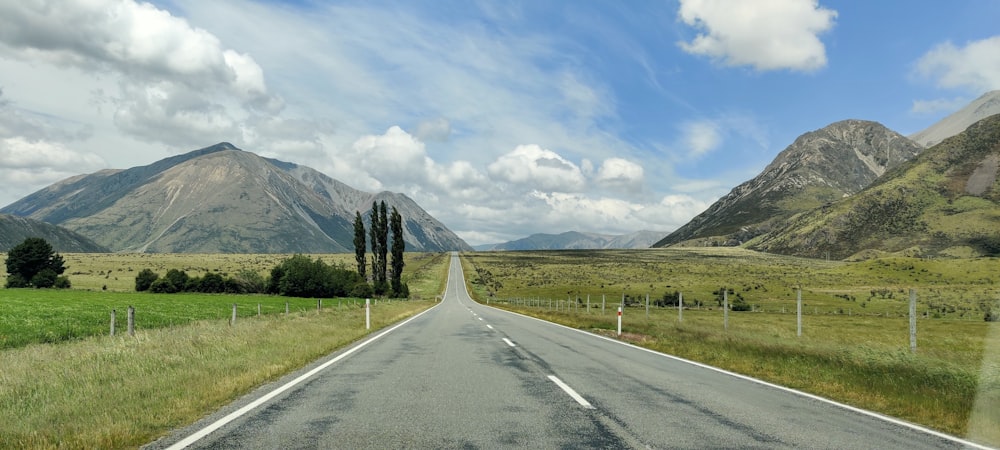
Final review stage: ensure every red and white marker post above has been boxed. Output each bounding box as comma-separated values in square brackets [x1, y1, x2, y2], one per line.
[617, 306, 622, 337]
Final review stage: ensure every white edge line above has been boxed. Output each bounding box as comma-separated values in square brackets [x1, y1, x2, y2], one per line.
[502, 338, 516, 347]
[167, 255, 462, 449]
[483, 304, 993, 450]
[166, 303, 440, 449]
[547, 375, 594, 409]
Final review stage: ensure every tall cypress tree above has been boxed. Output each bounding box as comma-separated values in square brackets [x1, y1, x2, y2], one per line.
[376, 201, 389, 290]
[389, 206, 405, 296]
[368, 201, 382, 289]
[353, 210, 366, 280]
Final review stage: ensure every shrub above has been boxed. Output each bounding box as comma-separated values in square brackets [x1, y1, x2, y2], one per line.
[135, 269, 159, 292]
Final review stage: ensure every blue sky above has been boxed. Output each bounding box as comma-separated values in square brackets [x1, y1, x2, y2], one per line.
[1, 0, 998, 245]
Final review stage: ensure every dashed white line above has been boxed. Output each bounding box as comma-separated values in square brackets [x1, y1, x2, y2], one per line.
[502, 338, 516, 347]
[477, 317, 484, 321]
[547, 375, 594, 409]
[486, 324, 494, 330]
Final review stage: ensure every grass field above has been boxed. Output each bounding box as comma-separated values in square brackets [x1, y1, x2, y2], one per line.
[461, 248, 1000, 446]
[0, 252, 449, 349]
[0, 251, 451, 449]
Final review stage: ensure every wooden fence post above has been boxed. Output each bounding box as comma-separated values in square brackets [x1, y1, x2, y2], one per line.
[231, 303, 237, 326]
[797, 288, 802, 337]
[110, 309, 116, 336]
[127, 306, 135, 336]
[723, 289, 728, 331]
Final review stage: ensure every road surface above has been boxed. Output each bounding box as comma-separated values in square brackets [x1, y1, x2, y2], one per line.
[151, 253, 983, 449]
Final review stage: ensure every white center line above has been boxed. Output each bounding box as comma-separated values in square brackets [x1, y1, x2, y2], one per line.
[547, 375, 594, 409]
[477, 317, 483, 321]
[502, 338, 516, 347]
[486, 324, 494, 330]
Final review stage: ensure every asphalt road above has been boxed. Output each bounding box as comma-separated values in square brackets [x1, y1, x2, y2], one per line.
[151, 254, 984, 449]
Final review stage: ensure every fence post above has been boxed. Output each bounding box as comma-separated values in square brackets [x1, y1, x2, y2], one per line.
[317, 299, 322, 312]
[602, 294, 606, 315]
[285, 301, 289, 315]
[678, 292, 683, 323]
[366, 298, 371, 330]
[231, 303, 237, 326]
[909, 289, 917, 354]
[127, 306, 135, 336]
[110, 309, 116, 336]
[257, 303, 261, 317]
[797, 288, 802, 337]
[587, 294, 590, 314]
[723, 289, 728, 331]
[645, 293, 649, 318]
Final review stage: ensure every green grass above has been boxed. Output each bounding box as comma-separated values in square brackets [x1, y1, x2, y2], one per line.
[0, 300, 437, 449]
[0, 252, 450, 349]
[462, 249, 1000, 446]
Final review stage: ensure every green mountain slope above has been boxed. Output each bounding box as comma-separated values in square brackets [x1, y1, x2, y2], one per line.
[748, 114, 1000, 259]
[653, 120, 923, 248]
[0, 214, 109, 253]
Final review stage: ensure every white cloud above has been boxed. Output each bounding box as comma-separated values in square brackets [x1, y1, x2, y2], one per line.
[634, 194, 712, 228]
[681, 120, 722, 157]
[0, 0, 283, 149]
[352, 126, 433, 186]
[487, 144, 586, 193]
[915, 36, 1000, 93]
[677, 0, 837, 72]
[910, 97, 969, 115]
[595, 158, 644, 193]
[415, 118, 452, 142]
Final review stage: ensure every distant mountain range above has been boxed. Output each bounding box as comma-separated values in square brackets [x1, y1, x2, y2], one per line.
[1, 143, 472, 253]
[0, 214, 108, 253]
[654, 91, 1000, 259]
[475, 230, 666, 251]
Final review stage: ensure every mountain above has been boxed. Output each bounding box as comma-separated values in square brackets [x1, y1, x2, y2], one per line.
[747, 113, 1000, 259]
[653, 120, 923, 248]
[1, 143, 472, 253]
[0, 214, 109, 253]
[478, 230, 666, 251]
[910, 91, 1000, 147]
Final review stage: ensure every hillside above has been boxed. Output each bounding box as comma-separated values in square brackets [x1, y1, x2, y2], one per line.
[0, 214, 109, 253]
[653, 120, 923, 248]
[478, 230, 666, 251]
[748, 114, 1000, 259]
[1, 143, 472, 253]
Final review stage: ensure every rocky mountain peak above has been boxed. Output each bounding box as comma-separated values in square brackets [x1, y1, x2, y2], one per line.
[653, 120, 922, 248]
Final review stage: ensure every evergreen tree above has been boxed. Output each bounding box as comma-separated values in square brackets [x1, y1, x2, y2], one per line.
[353, 210, 367, 280]
[376, 201, 389, 289]
[389, 206, 405, 296]
[368, 201, 383, 291]
[5, 237, 68, 288]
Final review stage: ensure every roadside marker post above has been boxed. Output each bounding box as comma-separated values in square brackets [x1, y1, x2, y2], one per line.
[909, 289, 917, 354]
[617, 307, 622, 337]
[678, 292, 683, 323]
[365, 298, 371, 330]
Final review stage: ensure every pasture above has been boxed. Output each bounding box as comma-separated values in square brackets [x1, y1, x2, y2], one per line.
[461, 248, 1000, 445]
[0, 251, 449, 449]
[0, 252, 448, 349]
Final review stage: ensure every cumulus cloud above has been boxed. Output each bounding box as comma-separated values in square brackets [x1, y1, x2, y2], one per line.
[0, 0, 283, 148]
[595, 158, 644, 193]
[634, 194, 712, 229]
[352, 126, 433, 186]
[488, 144, 586, 192]
[915, 36, 1000, 93]
[0, 137, 107, 204]
[677, 0, 837, 72]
